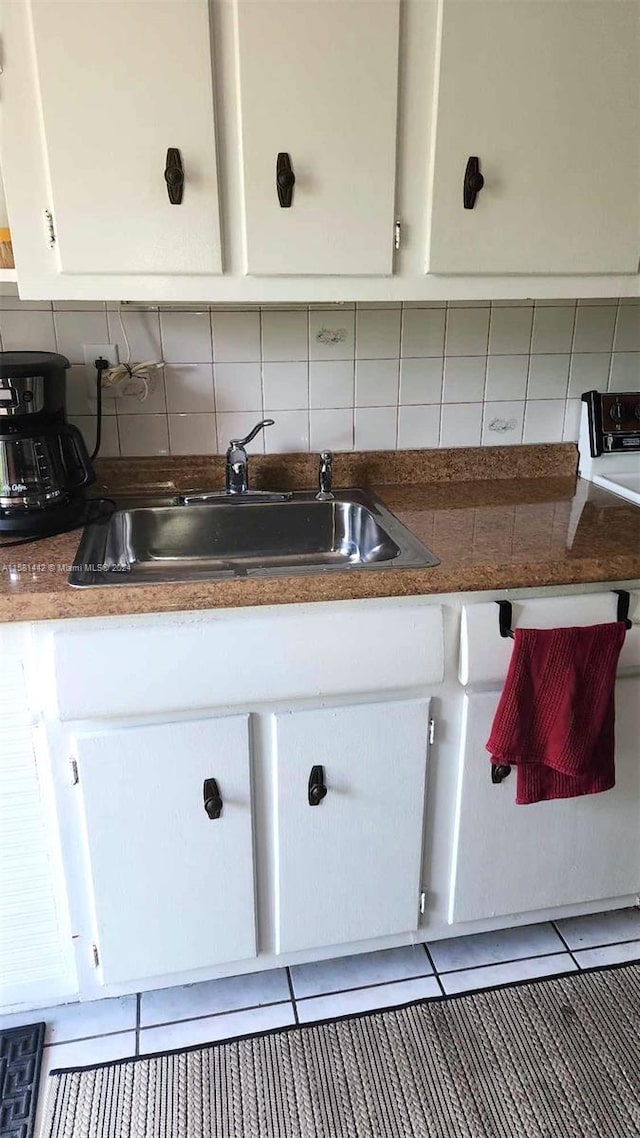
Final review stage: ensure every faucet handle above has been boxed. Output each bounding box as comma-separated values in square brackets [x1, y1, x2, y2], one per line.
[229, 419, 274, 449]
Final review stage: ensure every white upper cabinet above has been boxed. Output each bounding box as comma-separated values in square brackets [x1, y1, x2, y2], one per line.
[235, 0, 400, 276]
[3, 0, 640, 298]
[25, 0, 222, 276]
[427, 0, 640, 276]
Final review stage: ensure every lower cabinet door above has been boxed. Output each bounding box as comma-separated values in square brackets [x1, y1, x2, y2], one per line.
[273, 700, 430, 954]
[74, 716, 256, 985]
[449, 681, 640, 924]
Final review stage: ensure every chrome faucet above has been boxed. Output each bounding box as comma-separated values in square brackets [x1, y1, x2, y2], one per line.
[226, 419, 274, 494]
[316, 450, 334, 500]
[179, 418, 292, 505]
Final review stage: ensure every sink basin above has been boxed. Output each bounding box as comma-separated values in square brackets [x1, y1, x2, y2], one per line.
[69, 489, 439, 586]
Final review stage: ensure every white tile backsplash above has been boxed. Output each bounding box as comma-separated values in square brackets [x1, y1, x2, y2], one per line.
[168, 413, 217, 455]
[485, 355, 528, 402]
[573, 304, 617, 354]
[442, 356, 486, 403]
[401, 307, 446, 358]
[530, 304, 575, 355]
[160, 310, 213, 363]
[399, 357, 443, 405]
[261, 309, 308, 362]
[214, 362, 263, 413]
[526, 354, 570, 400]
[212, 311, 261, 362]
[309, 408, 354, 451]
[355, 308, 401, 359]
[488, 305, 533, 355]
[355, 359, 399, 407]
[164, 363, 215, 413]
[309, 360, 354, 409]
[445, 307, 490, 356]
[309, 309, 355, 360]
[482, 401, 525, 446]
[262, 361, 308, 410]
[568, 352, 611, 397]
[354, 406, 398, 450]
[2, 294, 636, 456]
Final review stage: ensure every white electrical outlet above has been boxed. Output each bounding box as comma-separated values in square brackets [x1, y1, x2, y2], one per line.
[83, 344, 119, 369]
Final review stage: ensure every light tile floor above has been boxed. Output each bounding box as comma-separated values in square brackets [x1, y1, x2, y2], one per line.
[4, 907, 637, 1137]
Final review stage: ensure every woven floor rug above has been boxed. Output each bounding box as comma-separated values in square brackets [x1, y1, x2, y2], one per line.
[44, 964, 640, 1138]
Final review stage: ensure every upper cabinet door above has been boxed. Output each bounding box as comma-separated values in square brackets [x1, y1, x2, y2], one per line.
[28, 0, 222, 276]
[427, 0, 640, 276]
[235, 0, 400, 276]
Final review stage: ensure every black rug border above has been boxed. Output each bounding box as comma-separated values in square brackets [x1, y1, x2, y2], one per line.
[0, 1020, 46, 1138]
[46, 957, 640, 1078]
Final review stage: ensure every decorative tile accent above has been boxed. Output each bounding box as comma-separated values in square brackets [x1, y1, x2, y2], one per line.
[482, 401, 525, 446]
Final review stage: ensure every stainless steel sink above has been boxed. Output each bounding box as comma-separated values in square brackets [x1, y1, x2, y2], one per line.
[69, 489, 439, 586]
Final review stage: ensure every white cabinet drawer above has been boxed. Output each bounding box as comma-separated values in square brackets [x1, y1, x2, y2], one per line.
[53, 602, 444, 720]
[460, 592, 640, 687]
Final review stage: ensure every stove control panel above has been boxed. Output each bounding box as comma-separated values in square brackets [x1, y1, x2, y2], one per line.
[582, 390, 640, 456]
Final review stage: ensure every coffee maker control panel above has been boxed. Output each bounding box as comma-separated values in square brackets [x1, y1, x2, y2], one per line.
[0, 376, 43, 416]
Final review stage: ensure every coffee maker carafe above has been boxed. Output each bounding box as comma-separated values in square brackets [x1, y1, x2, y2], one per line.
[0, 351, 96, 535]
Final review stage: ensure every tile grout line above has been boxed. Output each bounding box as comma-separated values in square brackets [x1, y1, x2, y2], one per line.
[135, 993, 140, 1057]
[551, 920, 582, 970]
[285, 967, 300, 1025]
[422, 942, 445, 996]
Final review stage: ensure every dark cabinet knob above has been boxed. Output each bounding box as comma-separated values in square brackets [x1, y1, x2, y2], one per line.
[164, 148, 184, 205]
[491, 764, 512, 784]
[463, 156, 484, 209]
[203, 777, 222, 819]
[276, 153, 295, 208]
[308, 764, 327, 806]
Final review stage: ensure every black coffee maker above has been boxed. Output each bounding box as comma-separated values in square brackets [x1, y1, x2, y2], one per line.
[0, 351, 96, 535]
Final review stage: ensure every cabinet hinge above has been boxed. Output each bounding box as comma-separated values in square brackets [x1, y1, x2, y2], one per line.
[419, 890, 427, 916]
[92, 944, 100, 968]
[44, 209, 56, 249]
[394, 220, 401, 250]
[70, 758, 79, 785]
[428, 718, 435, 746]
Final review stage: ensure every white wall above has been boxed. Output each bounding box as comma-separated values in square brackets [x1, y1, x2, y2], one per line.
[0, 289, 638, 457]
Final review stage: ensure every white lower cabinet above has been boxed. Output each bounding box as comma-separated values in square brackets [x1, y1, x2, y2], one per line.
[73, 716, 256, 986]
[449, 681, 640, 925]
[273, 700, 430, 954]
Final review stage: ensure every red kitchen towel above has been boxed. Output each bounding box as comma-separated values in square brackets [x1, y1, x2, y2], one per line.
[486, 622, 626, 805]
